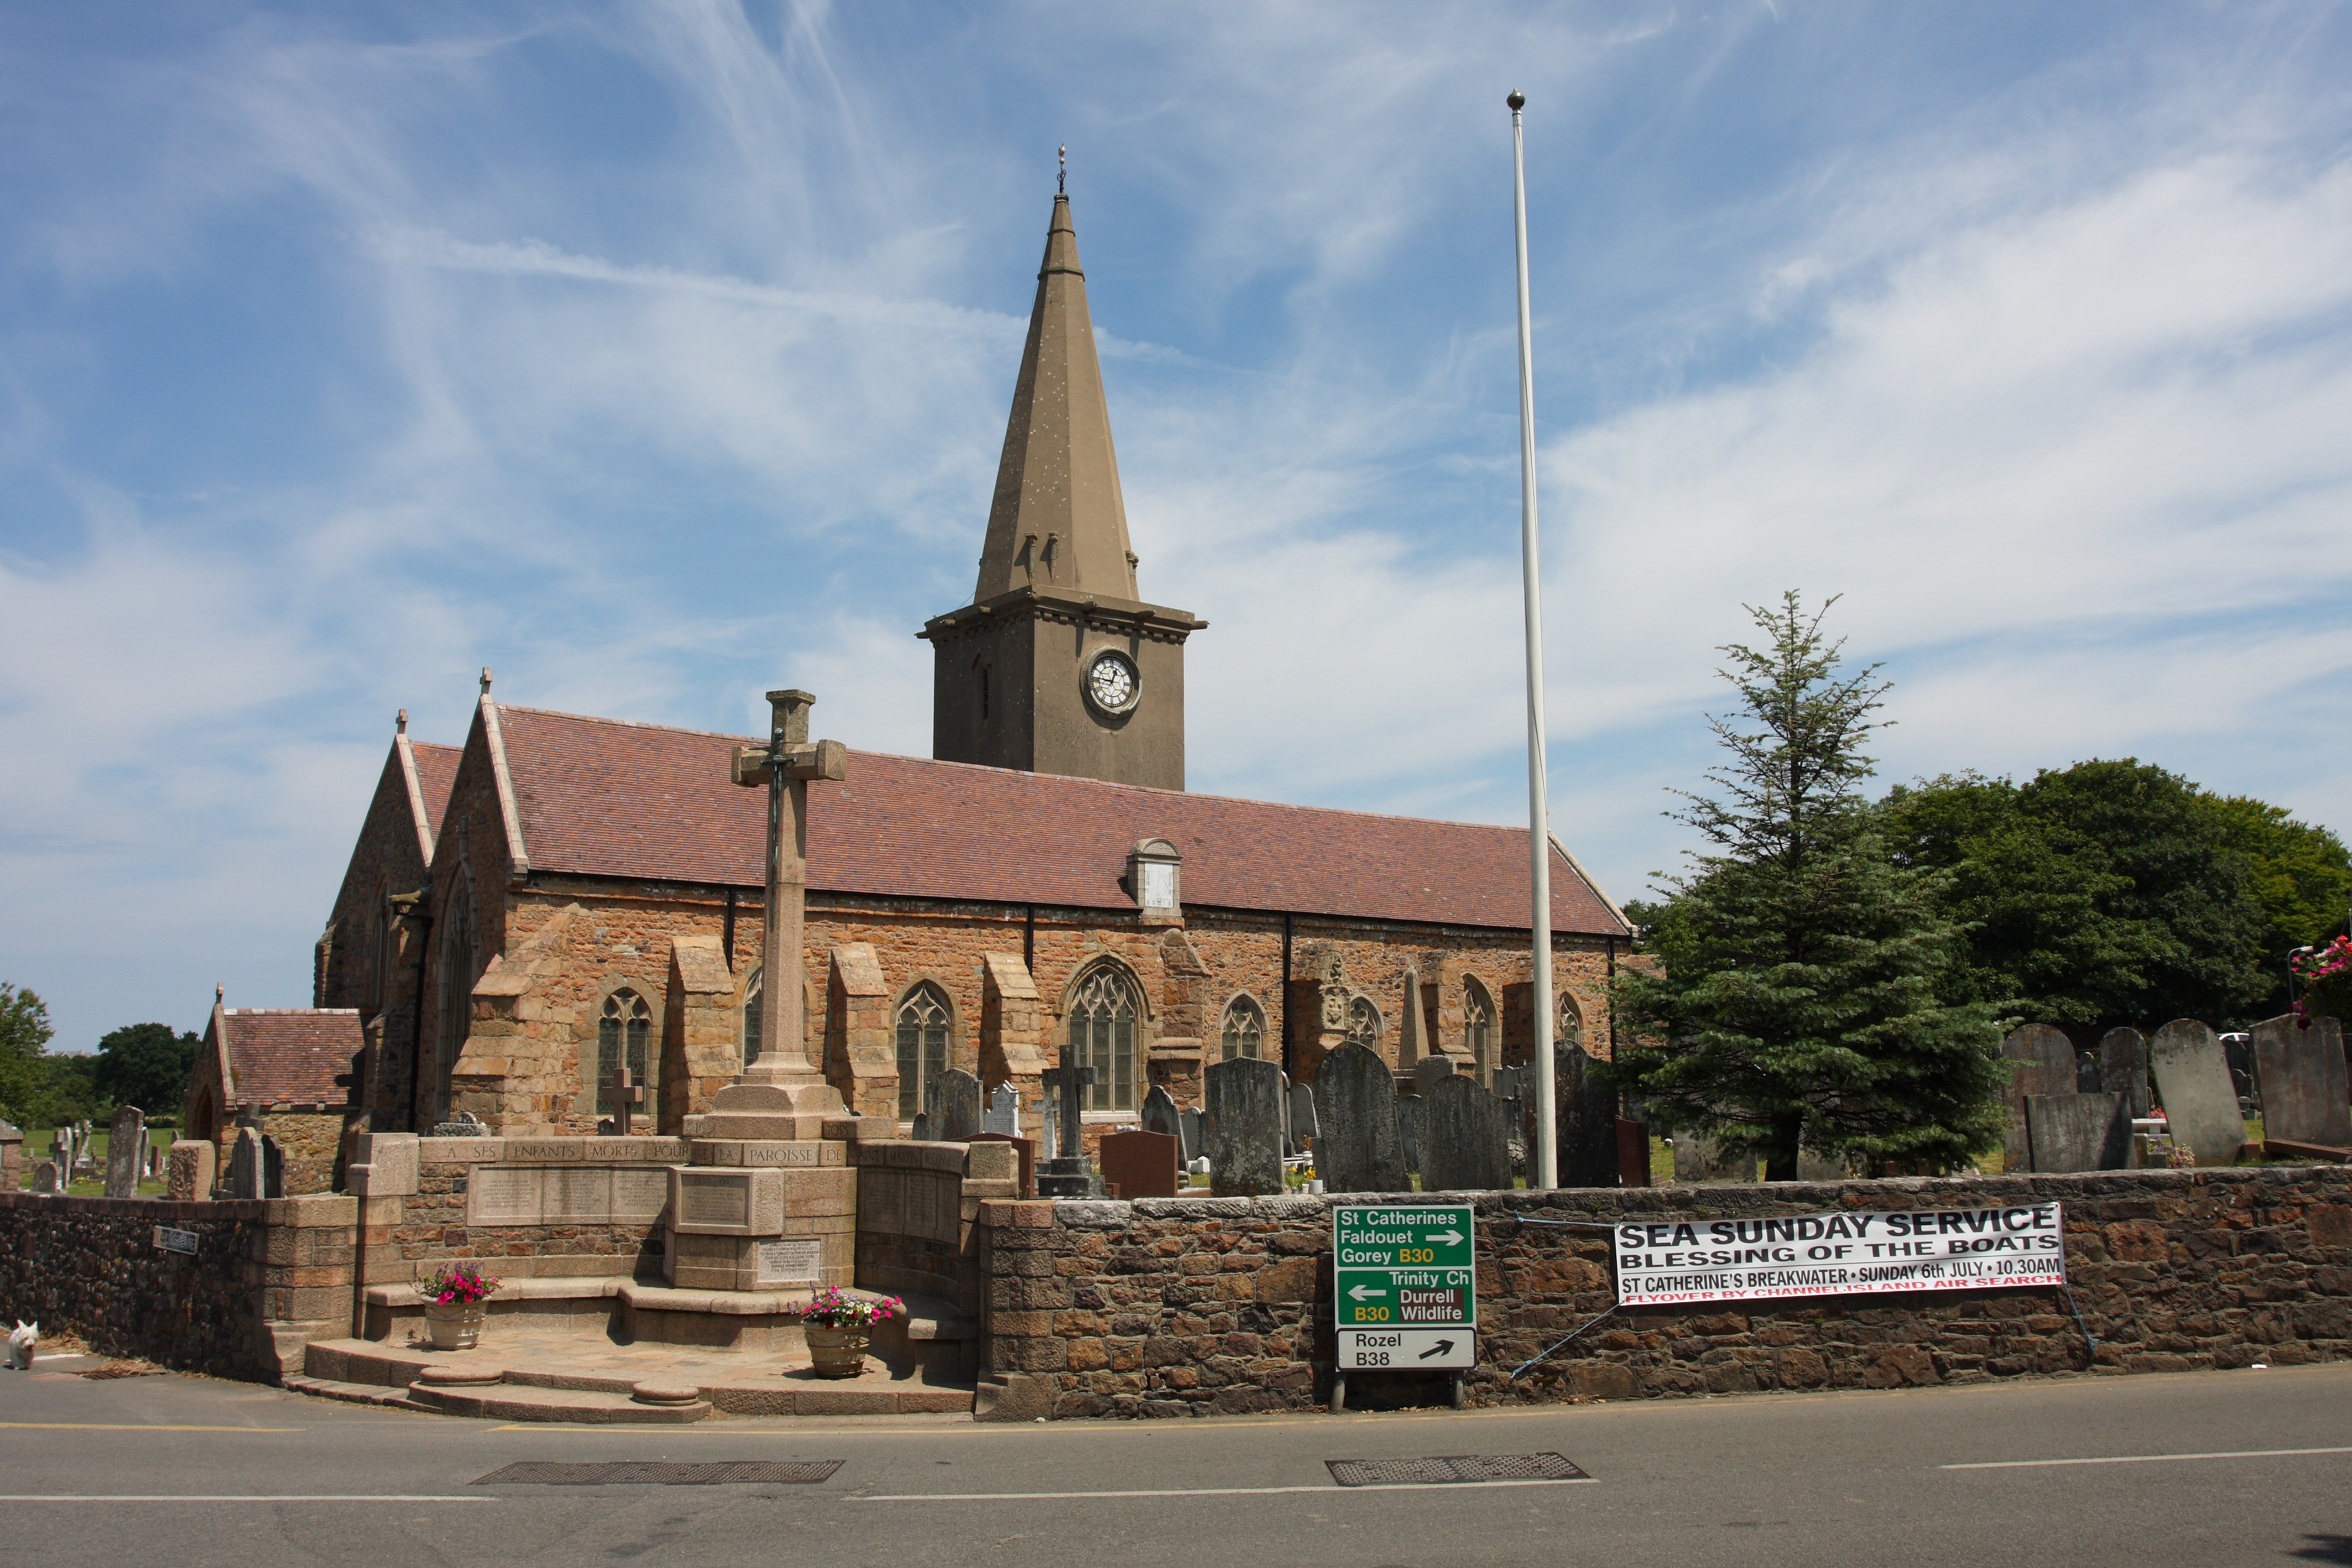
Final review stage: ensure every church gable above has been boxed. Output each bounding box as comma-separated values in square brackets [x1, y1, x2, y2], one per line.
[316, 721, 460, 1014]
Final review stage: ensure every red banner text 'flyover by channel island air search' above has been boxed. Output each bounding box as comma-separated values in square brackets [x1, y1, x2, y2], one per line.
[1613, 1204, 2067, 1307]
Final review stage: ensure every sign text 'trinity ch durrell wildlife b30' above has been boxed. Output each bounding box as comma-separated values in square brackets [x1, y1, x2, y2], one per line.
[1333, 1203, 1477, 1372]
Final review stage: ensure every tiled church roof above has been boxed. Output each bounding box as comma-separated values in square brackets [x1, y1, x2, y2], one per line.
[218, 1009, 362, 1108]
[410, 741, 462, 841]
[493, 706, 1630, 937]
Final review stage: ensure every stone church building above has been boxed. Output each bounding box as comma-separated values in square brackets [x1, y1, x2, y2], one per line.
[306, 189, 1636, 1152]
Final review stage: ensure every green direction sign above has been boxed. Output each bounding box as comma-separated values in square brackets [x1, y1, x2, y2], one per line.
[1332, 1204, 1476, 1330]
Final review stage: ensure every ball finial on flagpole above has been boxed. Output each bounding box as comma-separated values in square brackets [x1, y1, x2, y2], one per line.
[1507, 89, 1526, 111]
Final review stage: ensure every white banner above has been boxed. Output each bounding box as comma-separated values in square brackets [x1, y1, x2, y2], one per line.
[1613, 1203, 2066, 1306]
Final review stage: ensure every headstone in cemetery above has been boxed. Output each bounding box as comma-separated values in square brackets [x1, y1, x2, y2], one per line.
[32, 1160, 59, 1194]
[228, 1127, 265, 1199]
[926, 1067, 984, 1143]
[1413, 1056, 1460, 1100]
[1178, 1104, 1203, 1164]
[0, 1118, 19, 1191]
[1420, 1074, 1512, 1191]
[1619, 1118, 1655, 1186]
[1554, 1047, 1619, 1188]
[1397, 1095, 1422, 1176]
[1037, 1060, 1100, 1197]
[982, 1083, 1022, 1137]
[1309, 1043, 1407, 1195]
[910, 1112, 932, 1142]
[2221, 1033, 2257, 1108]
[1140, 1084, 1183, 1143]
[2001, 1025, 2077, 1171]
[104, 1105, 145, 1199]
[1098, 1129, 1181, 1200]
[1039, 1092, 1059, 1161]
[2251, 1013, 2352, 1151]
[168, 1139, 215, 1202]
[968, 1132, 1037, 1198]
[2075, 1051, 2100, 1093]
[1669, 1133, 1755, 1184]
[1204, 1055, 1285, 1197]
[1794, 1144, 1843, 1183]
[2149, 1019, 2249, 1167]
[2098, 1027, 2152, 1120]
[2025, 1092, 2131, 1172]
[1286, 1080, 1319, 1157]
[1491, 1067, 1528, 1177]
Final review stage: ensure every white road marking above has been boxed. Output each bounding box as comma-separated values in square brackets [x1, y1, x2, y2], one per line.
[1943, 1446, 2352, 1470]
[846, 1478, 1597, 1501]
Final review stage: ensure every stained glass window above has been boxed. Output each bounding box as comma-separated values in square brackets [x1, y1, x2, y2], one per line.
[1069, 967, 1139, 1113]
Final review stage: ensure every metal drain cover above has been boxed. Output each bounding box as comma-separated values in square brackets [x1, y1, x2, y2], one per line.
[1326, 1453, 1590, 1488]
[473, 1460, 843, 1487]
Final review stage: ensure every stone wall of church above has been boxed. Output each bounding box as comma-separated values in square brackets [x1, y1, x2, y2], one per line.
[411, 719, 518, 1131]
[314, 752, 437, 1129]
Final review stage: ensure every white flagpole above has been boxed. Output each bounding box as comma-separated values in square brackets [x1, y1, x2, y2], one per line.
[1510, 90, 1559, 1191]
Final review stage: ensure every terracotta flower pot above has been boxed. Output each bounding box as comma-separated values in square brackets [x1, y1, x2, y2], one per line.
[803, 1324, 871, 1379]
[424, 1301, 486, 1351]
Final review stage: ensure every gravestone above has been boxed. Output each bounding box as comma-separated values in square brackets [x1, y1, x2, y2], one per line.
[2098, 1028, 2152, 1119]
[1204, 1056, 1285, 1196]
[32, 1160, 59, 1194]
[2251, 1013, 2352, 1150]
[1492, 1067, 1528, 1178]
[168, 1139, 215, 1202]
[1039, 1093, 1059, 1162]
[1619, 1118, 1656, 1186]
[2025, 1092, 2132, 1172]
[2149, 1019, 2249, 1166]
[1668, 1134, 1755, 1184]
[1420, 1074, 1512, 1191]
[1098, 1129, 1181, 1200]
[2075, 1051, 2100, 1093]
[1413, 1056, 1460, 1100]
[982, 1083, 1022, 1137]
[1396, 1095, 1422, 1176]
[1286, 1080, 1319, 1157]
[1140, 1084, 1183, 1144]
[926, 1068, 984, 1143]
[910, 1113, 931, 1142]
[1554, 1047, 1619, 1188]
[104, 1106, 144, 1199]
[2221, 1033, 2257, 1108]
[1309, 1043, 1407, 1195]
[2001, 1025, 2077, 1171]
[1036, 1060, 1100, 1198]
[1177, 1104, 1203, 1163]
[968, 1132, 1037, 1198]
[228, 1127, 264, 1199]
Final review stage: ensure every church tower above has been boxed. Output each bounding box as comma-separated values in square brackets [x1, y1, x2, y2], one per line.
[920, 184, 1204, 791]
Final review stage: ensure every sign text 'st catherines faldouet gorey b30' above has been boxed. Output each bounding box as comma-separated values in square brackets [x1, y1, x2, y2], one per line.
[1613, 1204, 2067, 1307]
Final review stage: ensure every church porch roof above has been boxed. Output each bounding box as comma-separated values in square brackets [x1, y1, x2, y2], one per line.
[209, 1007, 363, 1110]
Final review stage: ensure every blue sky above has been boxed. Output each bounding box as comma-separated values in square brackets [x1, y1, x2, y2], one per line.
[4, 2, 2350, 1054]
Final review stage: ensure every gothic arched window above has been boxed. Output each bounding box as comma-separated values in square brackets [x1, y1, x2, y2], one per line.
[1069, 967, 1139, 1113]
[1465, 979, 1496, 1082]
[740, 968, 763, 1062]
[1557, 991, 1585, 1055]
[895, 983, 952, 1122]
[1220, 995, 1265, 1061]
[598, 988, 653, 1119]
[1345, 994, 1381, 1051]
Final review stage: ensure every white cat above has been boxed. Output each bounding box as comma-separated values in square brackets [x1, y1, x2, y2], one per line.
[4, 1320, 36, 1370]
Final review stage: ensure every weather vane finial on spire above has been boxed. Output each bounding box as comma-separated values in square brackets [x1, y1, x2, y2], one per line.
[1058, 144, 1066, 195]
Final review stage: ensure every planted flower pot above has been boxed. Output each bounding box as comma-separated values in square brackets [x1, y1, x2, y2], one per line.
[424, 1301, 486, 1351]
[803, 1325, 871, 1379]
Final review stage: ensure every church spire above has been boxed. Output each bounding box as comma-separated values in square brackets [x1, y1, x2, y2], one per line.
[972, 183, 1139, 603]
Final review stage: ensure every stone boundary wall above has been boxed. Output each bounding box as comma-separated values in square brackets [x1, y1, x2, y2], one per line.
[970, 1167, 2352, 1420]
[0, 1192, 307, 1381]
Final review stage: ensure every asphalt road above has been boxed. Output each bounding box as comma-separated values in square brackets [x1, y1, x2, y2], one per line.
[3, 1355, 2348, 1567]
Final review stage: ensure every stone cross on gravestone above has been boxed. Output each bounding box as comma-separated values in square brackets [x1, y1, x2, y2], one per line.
[1041, 1062, 1096, 1161]
[712, 687, 848, 1133]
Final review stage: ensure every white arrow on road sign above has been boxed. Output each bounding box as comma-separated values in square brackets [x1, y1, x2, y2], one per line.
[1346, 1283, 1386, 1302]
[1424, 1229, 1465, 1246]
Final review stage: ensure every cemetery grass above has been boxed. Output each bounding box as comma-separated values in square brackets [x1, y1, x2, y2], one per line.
[17, 1126, 178, 1195]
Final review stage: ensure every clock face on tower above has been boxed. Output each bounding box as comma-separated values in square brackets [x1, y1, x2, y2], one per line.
[1084, 649, 1140, 715]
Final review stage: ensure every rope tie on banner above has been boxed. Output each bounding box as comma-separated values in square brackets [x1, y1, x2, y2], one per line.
[1509, 1304, 1623, 1381]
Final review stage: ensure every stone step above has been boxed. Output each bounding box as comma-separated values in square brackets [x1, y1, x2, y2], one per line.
[282, 1374, 434, 1413]
[405, 1379, 712, 1424]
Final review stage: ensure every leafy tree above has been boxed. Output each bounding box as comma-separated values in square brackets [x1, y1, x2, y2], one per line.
[0, 983, 56, 1127]
[2201, 796, 2352, 1014]
[91, 1022, 201, 1121]
[1882, 762, 2274, 1032]
[1604, 593, 2007, 1178]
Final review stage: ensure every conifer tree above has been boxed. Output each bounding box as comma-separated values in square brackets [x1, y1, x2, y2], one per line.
[1603, 593, 2006, 1178]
